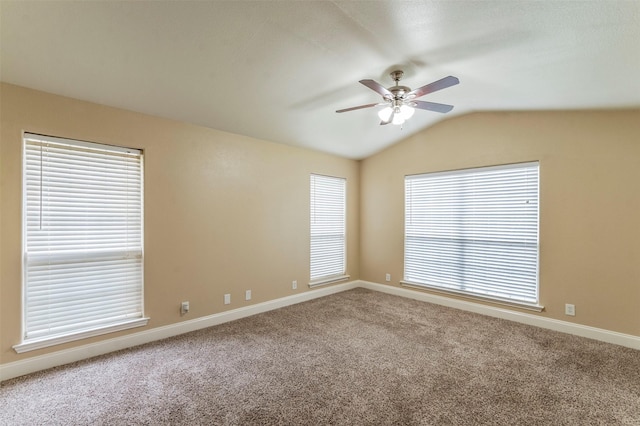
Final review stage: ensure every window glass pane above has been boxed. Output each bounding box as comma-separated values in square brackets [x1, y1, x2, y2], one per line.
[404, 162, 539, 304]
[23, 133, 144, 341]
[310, 174, 346, 281]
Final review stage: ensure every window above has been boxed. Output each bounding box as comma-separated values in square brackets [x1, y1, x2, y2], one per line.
[403, 162, 540, 308]
[310, 174, 347, 285]
[18, 133, 146, 352]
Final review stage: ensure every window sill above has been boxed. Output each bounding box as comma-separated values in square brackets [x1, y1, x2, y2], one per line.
[309, 274, 350, 288]
[400, 281, 544, 312]
[13, 317, 150, 354]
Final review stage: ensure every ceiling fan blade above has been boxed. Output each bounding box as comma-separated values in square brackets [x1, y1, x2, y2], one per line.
[406, 76, 459, 99]
[413, 100, 454, 113]
[360, 79, 393, 99]
[336, 103, 379, 113]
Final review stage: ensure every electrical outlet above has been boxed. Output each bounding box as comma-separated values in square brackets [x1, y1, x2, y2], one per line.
[292, 280, 297, 290]
[565, 303, 575, 316]
[224, 294, 231, 305]
[181, 301, 189, 315]
[385, 273, 391, 282]
[245, 290, 251, 301]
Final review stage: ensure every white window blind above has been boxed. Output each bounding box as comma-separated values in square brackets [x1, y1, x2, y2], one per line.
[310, 174, 346, 282]
[404, 162, 539, 305]
[23, 133, 144, 344]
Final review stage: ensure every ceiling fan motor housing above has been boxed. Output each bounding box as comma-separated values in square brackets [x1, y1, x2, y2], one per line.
[389, 86, 411, 99]
[388, 71, 411, 100]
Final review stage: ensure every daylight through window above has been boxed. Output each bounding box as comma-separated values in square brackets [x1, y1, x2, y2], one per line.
[403, 162, 540, 306]
[21, 133, 146, 349]
[310, 174, 346, 284]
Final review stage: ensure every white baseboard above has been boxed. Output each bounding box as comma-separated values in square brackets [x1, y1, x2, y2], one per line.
[358, 280, 640, 350]
[2, 279, 638, 382]
[0, 280, 358, 382]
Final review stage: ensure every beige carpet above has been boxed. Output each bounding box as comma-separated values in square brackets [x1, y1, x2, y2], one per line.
[1, 288, 639, 425]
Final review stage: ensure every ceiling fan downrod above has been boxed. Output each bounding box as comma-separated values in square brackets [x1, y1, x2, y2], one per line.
[388, 70, 411, 100]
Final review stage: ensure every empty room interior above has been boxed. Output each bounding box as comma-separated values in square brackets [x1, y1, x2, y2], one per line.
[1, 1, 639, 424]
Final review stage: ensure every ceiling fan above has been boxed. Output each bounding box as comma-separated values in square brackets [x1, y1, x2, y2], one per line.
[336, 70, 459, 126]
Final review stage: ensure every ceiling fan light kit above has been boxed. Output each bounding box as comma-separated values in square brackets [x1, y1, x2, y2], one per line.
[378, 103, 415, 125]
[337, 69, 459, 126]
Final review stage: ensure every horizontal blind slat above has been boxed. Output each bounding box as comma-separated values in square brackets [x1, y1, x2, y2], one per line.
[405, 162, 539, 304]
[310, 174, 346, 281]
[23, 135, 144, 341]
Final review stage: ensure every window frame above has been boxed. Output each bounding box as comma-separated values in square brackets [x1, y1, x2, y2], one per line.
[309, 173, 349, 287]
[15, 133, 148, 353]
[401, 161, 542, 311]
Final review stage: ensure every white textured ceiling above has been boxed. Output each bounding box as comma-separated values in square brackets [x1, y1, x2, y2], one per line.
[1, 1, 639, 159]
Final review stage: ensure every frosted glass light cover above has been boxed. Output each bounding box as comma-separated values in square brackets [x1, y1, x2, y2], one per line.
[392, 114, 405, 125]
[399, 105, 415, 119]
[377, 106, 393, 121]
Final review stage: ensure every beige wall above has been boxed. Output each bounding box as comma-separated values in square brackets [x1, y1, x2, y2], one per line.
[0, 83, 360, 365]
[360, 110, 640, 336]
[2, 83, 638, 370]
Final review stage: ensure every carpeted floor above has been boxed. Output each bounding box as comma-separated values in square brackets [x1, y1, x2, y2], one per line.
[1, 288, 639, 425]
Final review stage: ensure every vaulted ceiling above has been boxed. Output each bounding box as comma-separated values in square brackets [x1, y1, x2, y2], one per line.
[2, 1, 639, 159]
